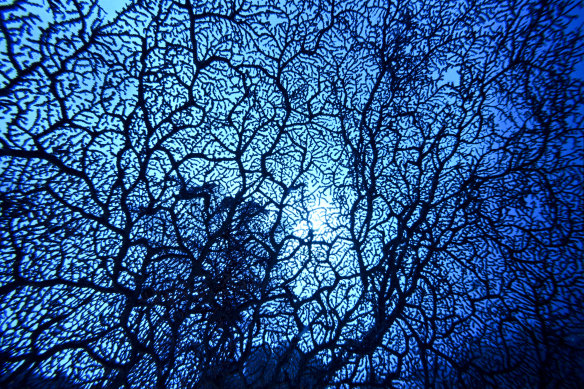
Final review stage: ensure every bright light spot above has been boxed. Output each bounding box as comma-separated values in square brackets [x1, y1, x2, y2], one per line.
[294, 198, 338, 239]
[308, 201, 330, 233]
[286, 194, 343, 299]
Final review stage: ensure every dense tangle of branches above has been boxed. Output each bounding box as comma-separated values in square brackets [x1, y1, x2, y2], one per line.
[1, 0, 583, 387]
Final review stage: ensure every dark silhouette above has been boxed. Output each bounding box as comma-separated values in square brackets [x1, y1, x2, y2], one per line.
[1, 0, 583, 387]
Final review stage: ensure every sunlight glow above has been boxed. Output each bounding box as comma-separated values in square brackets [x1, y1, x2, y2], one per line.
[294, 198, 339, 239]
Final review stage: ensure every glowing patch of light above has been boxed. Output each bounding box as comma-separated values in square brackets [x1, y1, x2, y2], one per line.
[287, 195, 343, 299]
[294, 198, 338, 240]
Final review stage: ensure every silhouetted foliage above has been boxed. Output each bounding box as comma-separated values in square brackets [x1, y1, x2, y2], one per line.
[1, 0, 583, 387]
